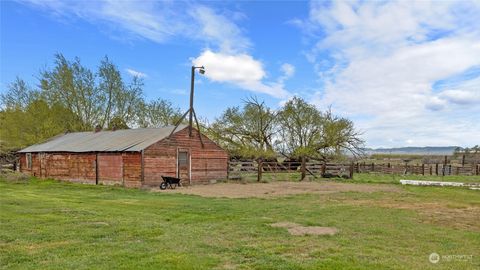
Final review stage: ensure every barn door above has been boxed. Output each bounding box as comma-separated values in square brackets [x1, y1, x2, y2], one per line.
[177, 149, 190, 184]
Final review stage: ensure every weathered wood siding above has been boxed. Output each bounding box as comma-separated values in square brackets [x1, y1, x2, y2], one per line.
[123, 152, 142, 188]
[98, 153, 122, 185]
[19, 152, 96, 184]
[18, 127, 227, 188]
[143, 127, 228, 186]
[19, 152, 142, 187]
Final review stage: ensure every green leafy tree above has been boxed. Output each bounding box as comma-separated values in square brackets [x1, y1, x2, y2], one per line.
[107, 116, 130, 130]
[0, 77, 35, 110]
[98, 57, 143, 128]
[40, 54, 102, 130]
[315, 109, 364, 160]
[1, 54, 148, 152]
[207, 97, 277, 181]
[0, 99, 79, 152]
[40, 54, 144, 130]
[277, 97, 363, 180]
[137, 98, 182, 128]
[277, 97, 323, 180]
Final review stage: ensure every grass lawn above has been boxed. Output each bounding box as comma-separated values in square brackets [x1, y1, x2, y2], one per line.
[229, 172, 480, 184]
[1, 176, 479, 269]
[349, 173, 480, 184]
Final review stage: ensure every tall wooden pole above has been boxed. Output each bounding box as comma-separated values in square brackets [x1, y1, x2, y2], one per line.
[169, 66, 204, 148]
[189, 66, 195, 137]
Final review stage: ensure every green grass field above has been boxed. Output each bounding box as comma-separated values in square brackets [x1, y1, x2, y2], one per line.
[350, 173, 480, 184]
[229, 172, 480, 184]
[1, 175, 479, 269]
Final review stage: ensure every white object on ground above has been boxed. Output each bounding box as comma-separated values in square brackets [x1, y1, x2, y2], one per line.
[400, 180, 479, 189]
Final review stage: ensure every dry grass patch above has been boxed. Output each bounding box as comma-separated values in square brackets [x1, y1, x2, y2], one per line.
[341, 198, 480, 231]
[162, 181, 401, 198]
[271, 222, 338, 236]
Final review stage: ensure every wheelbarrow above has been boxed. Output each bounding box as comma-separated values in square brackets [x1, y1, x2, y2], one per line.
[160, 176, 181, 190]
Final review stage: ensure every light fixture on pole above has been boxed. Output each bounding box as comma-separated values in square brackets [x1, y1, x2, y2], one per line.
[169, 66, 205, 147]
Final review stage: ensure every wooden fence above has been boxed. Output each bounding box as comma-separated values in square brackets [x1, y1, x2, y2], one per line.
[227, 161, 353, 180]
[227, 160, 480, 180]
[354, 162, 480, 176]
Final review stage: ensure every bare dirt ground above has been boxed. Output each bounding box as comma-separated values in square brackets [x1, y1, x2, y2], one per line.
[157, 181, 401, 198]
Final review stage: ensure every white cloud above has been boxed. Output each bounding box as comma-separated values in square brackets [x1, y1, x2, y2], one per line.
[281, 63, 295, 78]
[23, 0, 290, 98]
[425, 96, 447, 111]
[441, 90, 479, 104]
[189, 6, 251, 53]
[278, 63, 295, 84]
[23, 0, 246, 50]
[193, 50, 289, 98]
[125, 68, 147, 78]
[302, 1, 480, 147]
[193, 50, 264, 83]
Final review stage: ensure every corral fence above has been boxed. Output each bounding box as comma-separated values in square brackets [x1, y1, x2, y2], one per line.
[227, 161, 353, 181]
[227, 160, 480, 181]
[354, 162, 480, 176]
[0, 152, 18, 172]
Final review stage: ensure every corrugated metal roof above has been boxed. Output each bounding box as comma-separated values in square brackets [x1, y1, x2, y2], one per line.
[18, 125, 188, 153]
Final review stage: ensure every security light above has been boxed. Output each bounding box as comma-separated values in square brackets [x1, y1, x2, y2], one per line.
[199, 67, 205, 74]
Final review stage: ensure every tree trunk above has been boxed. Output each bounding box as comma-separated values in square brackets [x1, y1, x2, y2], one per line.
[257, 158, 263, 182]
[300, 156, 306, 181]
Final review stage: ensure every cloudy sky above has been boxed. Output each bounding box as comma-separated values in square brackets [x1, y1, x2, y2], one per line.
[1, 1, 479, 148]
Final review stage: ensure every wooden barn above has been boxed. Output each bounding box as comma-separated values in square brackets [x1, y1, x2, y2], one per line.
[17, 125, 228, 187]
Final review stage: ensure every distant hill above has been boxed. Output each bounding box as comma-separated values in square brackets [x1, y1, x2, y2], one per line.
[364, 146, 459, 156]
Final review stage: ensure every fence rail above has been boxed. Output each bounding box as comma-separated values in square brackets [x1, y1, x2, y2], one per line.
[228, 161, 353, 180]
[227, 160, 480, 180]
[354, 162, 480, 176]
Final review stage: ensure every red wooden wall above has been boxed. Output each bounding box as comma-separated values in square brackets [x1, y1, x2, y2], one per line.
[19, 152, 142, 188]
[18, 127, 228, 187]
[143, 127, 228, 186]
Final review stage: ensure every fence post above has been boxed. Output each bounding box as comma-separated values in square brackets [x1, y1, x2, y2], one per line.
[422, 164, 425, 175]
[349, 162, 354, 179]
[435, 163, 438, 175]
[257, 159, 263, 182]
[371, 162, 375, 172]
[227, 161, 230, 180]
[429, 165, 432, 175]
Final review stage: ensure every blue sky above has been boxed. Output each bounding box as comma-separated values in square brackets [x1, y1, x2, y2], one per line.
[1, 1, 479, 148]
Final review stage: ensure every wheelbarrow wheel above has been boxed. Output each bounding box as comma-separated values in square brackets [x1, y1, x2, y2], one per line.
[160, 182, 167, 190]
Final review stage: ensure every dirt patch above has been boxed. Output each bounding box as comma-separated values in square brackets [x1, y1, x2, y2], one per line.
[158, 181, 401, 198]
[271, 222, 338, 236]
[271, 222, 299, 228]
